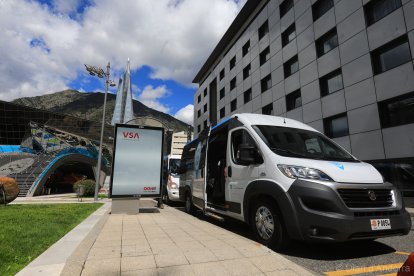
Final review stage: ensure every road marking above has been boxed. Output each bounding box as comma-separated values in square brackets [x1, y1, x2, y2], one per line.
[395, 251, 411, 255]
[377, 273, 397, 276]
[324, 263, 403, 276]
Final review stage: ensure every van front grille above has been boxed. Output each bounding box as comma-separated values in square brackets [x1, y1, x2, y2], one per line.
[337, 189, 393, 208]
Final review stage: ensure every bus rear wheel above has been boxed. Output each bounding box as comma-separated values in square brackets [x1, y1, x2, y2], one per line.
[185, 192, 194, 214]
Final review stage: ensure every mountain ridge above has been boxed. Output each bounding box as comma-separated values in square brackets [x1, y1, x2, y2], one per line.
[12, 89, 192, 133]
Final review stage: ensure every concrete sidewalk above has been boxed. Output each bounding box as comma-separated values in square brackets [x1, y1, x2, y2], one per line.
[63, 201, 314, 276]
[17, 196, 412, 276]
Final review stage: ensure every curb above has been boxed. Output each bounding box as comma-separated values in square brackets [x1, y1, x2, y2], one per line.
[16, 203, 110, 276]
[60, 206, 110, 276]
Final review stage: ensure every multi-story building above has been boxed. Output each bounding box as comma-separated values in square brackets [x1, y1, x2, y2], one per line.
[192, 0, 414, 201]
[170, 131, 192, 155]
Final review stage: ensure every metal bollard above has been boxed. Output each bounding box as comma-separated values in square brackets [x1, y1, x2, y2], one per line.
[77, 185, 85, 202]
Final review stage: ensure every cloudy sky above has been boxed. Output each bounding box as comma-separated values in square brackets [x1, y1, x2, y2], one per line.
[0, 0, 246, 125]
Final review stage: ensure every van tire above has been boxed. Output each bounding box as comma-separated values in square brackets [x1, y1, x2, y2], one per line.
[250, 200, 289, 251]
[184, 192, 194, 214]
[162, 188, 170, 205]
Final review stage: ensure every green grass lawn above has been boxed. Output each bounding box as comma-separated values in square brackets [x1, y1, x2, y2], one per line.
[0, 203, 102, 276]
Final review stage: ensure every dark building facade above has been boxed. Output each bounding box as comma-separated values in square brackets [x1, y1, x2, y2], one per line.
[0, 100, 114, 196]
[0, 100, 113, 147]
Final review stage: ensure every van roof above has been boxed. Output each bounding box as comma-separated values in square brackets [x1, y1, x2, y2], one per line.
[186, 114, 320, 146]
[232, 113, 320, 133]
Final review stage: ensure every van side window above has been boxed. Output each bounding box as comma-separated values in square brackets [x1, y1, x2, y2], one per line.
[231, 129, 257, 165]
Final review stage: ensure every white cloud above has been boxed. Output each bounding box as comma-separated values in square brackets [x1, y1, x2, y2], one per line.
[51, 0, 81, 14]
[174, 104, 194, 125]
[138, 85, 170, 113]
[0, 0, 244, 102]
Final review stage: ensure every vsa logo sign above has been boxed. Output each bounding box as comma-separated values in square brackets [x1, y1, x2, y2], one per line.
[122, 131, 140, 140]
[143, 186, 156, 192]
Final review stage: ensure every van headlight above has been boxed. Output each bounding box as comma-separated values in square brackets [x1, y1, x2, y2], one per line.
[277, 165, 333, 182]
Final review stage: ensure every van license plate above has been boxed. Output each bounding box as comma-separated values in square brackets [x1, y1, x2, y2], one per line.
[370, 219, 391, 230]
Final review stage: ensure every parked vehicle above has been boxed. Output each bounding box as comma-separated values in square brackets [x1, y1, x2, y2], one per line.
[162, 154, 181, 203]
[179, 114, 411, 250]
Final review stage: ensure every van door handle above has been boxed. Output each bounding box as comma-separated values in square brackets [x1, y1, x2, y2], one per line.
[227, 166, 232, 177]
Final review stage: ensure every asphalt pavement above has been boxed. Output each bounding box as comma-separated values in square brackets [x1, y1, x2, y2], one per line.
[281, 218, 414, 275]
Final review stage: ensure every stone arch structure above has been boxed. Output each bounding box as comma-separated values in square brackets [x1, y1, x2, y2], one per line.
[27, 153, 107, 196]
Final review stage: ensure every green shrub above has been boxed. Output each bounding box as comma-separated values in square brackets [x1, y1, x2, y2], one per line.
[73, 179, 96, 196]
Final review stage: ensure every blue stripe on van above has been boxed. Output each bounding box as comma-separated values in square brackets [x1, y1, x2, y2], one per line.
[186, 117, 233, 146]
[211, 117, 232, 131]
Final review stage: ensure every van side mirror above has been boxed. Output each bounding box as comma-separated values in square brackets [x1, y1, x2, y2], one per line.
[237, 144, 263, 165]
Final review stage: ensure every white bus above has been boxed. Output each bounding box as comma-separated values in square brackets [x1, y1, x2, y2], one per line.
[162, 154, 182, 203]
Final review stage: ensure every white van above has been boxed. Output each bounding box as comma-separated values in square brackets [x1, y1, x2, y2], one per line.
[162, 154, 182, 203]
[179, 114, 411, 249]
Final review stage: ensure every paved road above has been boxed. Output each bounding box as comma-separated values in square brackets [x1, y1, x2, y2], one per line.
[169, 202, 413, 275]
[280, 218, 414, 275]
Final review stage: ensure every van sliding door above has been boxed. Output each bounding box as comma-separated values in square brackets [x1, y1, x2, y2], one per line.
[192, 128, 209, 210]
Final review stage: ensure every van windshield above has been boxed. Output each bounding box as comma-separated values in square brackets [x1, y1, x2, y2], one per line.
[252, 125, 358, 162]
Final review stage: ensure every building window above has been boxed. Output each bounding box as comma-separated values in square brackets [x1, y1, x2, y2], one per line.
[371, 35, 411, 75]
[312, 0, 334, 21]
[280, 0, 294, 18]
[324, 113, 349, 138]
[197, 125, 201, 133]
[204, 88, 207, 97]
[220, 107, 225, 119]
[230, 56, 236, 70]
[197, 109, 201, 118]
[231, 99, 237, 112]
[258, 20, 269, 40]
[286, 90, 302, 111]
[260, 47, 270, 66]
[262, 103, 274, 115]
[220, 87, 225, 99]
[261, 74, 272, 93]
[282, 24, 296, 47]
[204, 120, 208, 130]
[320, 69, 343, 97]
[378, 91, 414, 128]
[316, 28, 338, 58]
[220, 69, 225, 80]
[364, 0, 402, 26]
[243, 64, 251, 80]
[244, 88, 252, 103]
[230, 77, 236, 90]
[283, 55, 299, 78]
[204, 103, 207, 113]
[242, 40, 250, 56]
[197, 95, 201, 103]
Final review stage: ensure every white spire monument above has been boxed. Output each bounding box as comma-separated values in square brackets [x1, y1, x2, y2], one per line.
[111, 59, 134, 125]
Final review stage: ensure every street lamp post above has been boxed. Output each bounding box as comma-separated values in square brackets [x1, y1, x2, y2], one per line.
[84, 62, 116, 201]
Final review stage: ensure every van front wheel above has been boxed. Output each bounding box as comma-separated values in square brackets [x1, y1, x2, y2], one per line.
[251, 200, 289, 251]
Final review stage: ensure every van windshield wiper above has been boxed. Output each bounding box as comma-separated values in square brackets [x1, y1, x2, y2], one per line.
[270, 148, 309, 158]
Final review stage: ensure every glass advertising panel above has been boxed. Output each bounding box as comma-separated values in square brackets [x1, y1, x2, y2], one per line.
[110, 124, 164, 197]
